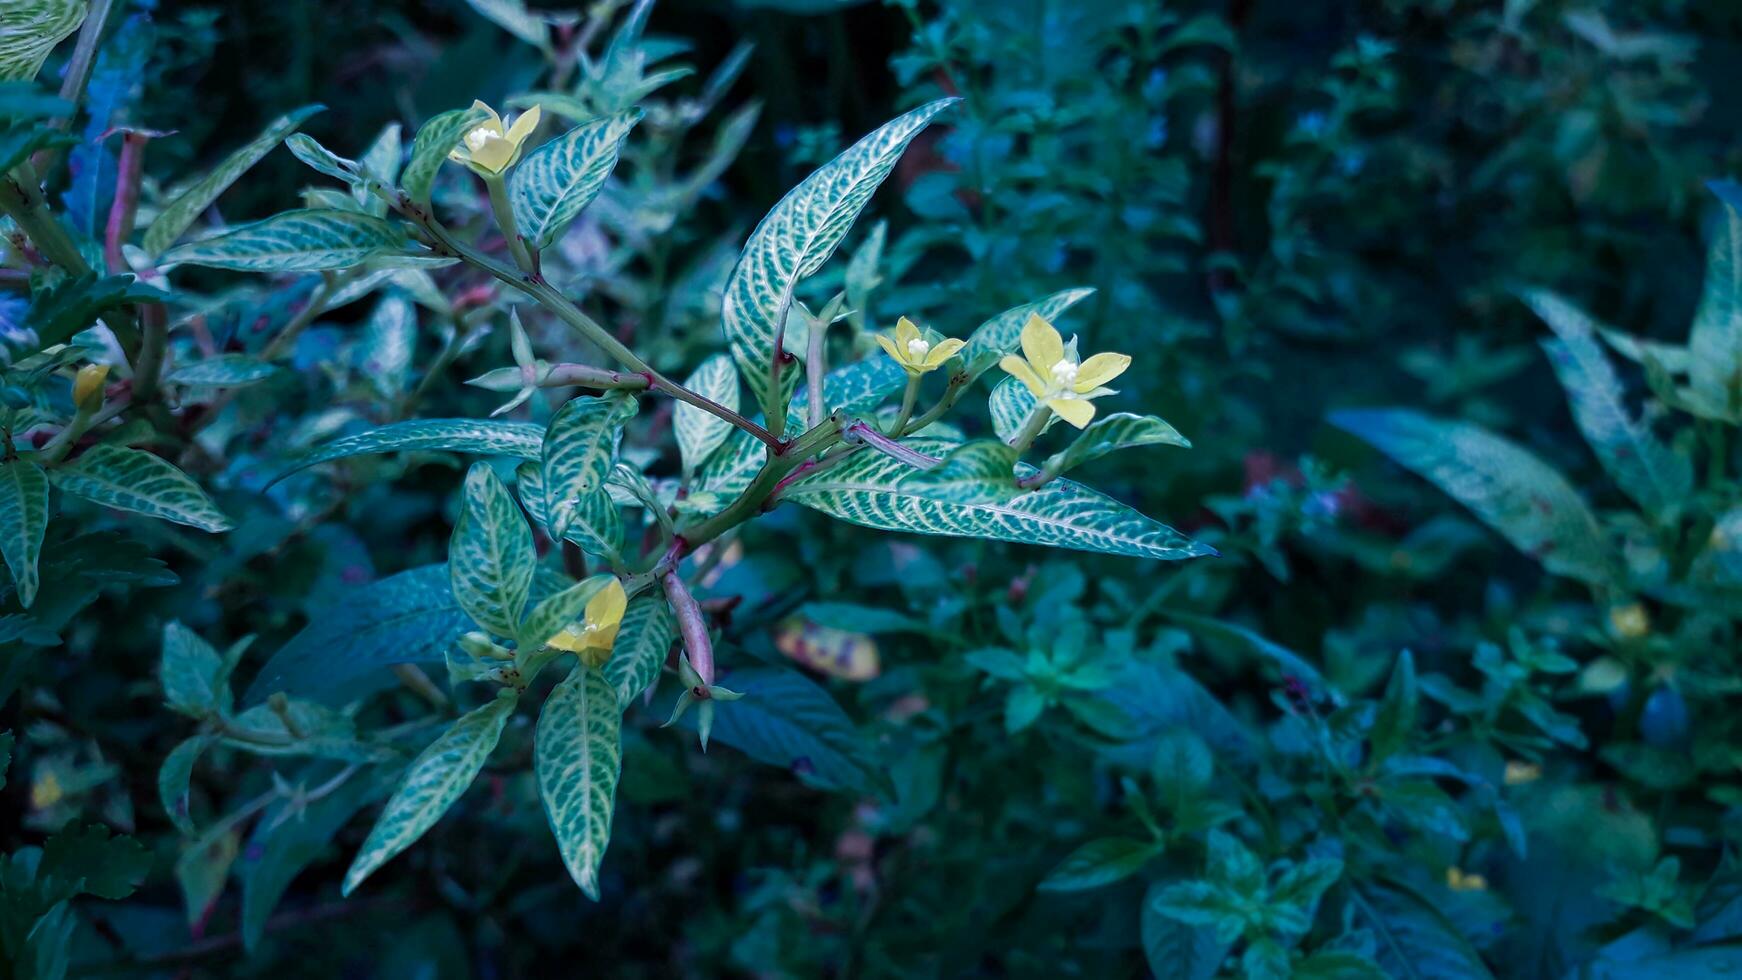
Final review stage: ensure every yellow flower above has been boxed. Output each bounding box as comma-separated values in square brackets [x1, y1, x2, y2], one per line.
[998, 313, 1129, 429]
[1503, 760, 1541, 785]
[447, 100, 541, 176]
[1445, 867, 1488, 892]
[1608, 602, 1650, 640]
[546, 578, 628, 668]
[874, 317, 964, 377]
[73, 363, 109, 411]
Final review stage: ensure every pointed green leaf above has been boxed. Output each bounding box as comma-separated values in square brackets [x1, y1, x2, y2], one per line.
[0, 0, 86, 83]
[285, 133, 367, 188]
[510, 109, 641, 249]
[784, 437, 1210, 561]
[1371, 651, 1417, 763]
[274, 418, 544, 482]
[675, 353, 739, 476]
[542, 393, 636, 540]
[516, 462, 623, 557]
[162, 208, 404, 272]
[1689, 181, 1742, 419]
[356, 291, 417, 399]
[450, 463, 536, 638]
[403, 104, 491, 206]
[342, 694, 517, 895]
[519, 574, 612, 652]
[603, 594, 675, 707]
[692, 666, 886, 796]
[145, 104, 325, 255]
[722, 98, 958, 419]
[465, 0, 550, 49]
[1043, 413, 1190, 479]
[165, 353, 277, 388]
[1347, 878, 1496, 980]
[158, 735, 212, 837]
[0, 459, 48, 607]
[536, 665, 621, 899]
[1331, 408, 1612, 585]
[1039, 837, 1163, 893]
[963, 287, 1098, 376]
[904, 440, 1019, 504]
[161, 621, 227, 717]
[359, 122, 403, 195]
[52, 444, 232, 532]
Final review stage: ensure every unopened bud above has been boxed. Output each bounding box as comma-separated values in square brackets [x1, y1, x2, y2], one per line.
[73, 364, 110, 412]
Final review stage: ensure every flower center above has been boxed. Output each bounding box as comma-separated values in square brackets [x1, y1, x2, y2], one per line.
[906, 337, 930, 359]
[1049, 358, 1079, 387]
[464, 127, 497, 151]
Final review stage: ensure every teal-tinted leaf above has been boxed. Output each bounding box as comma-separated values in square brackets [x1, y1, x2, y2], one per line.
[161, 620, 227, 717]
[0, 0, 87, 83]
[510, 109, 641, 249]
[277, 417, 543, 483]
[162, 208, 403, 272]
[1689, 181, 1742, 419]
[0, 459, 48, 607]
[144, 104, 324, 255]
[1523, 289, 1691, 517]
[358, 122, 403, 195]
[903, 440, 1019, 504]
[543, 393, 636, 540]
[285, 132, 363, 187]
[788, 354, 906, 433]
[403, 104, 491, 205]
[175, 825, 238, 925]
[1371, 650, 1417, 762]
[1039, 837, 1163, 892]
[1042, 413, 1190, 479]
[1331, 408, 1611, 585]
[241, 768, 378, 952]
[165, 353, 277, 388]
[535, 665, 621, 899]
[785, 437, 1209, 561]
[465, 0, 550, 49]
[356, 291, 417, 398]
[0, 120, 77, 174]
[23, 272, 163, 348]
[223, 698, 381, 762]
[721, 98, 958, 419]
[52, 444, 232, 532]
[963, 286, 1097, 375]
[1143, 879, 1229, 980]
[38, 823, 149, 901]
[693, 666, 884, 795]
[1347, 878, 1495, 979]
[675, 353, 739, 476]
[450, 462, 535, 638]
[158, 734, 211, 836]
[603, 594, 675, 707]
[515, 462, 622, 557]
[989, 375, 1053, 443]
[342, 694, 517, 895]
[1151, 728, 1214, 804]
[518, 574, 612, 652]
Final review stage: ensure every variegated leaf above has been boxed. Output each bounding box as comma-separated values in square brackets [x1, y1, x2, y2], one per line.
[158, 734, 212, 837]
[1523, 289, 1690, 517]
[275, 418, 544, 482]
[721, 99, 958, 419]
[0, 459, 48, 607]
[465, 0, 549, 49]
[145, 105, 325, 255]
[0, 0, 86, 83]
[356, 291, 417, 398]
[449, 463, 536, 638]
[904, 440, 1019, 504]
[535, 665, 621, 899]
[510, 109, 641, 249]
[342, 694, 517, 895]
[519, 574, 613, 652]
[602, 595, 675, 707]
[1332, 408, 1613, 585]
[963, 287, 1097, 381]
[167, 354, 277, 388]
[285, 133, 366, 189]
[402, 104, 492, 205]
[543, 393, 636, 539]
[162, 209, 404, 272]
[358, 122, 403, 197]
[516, 462, 624, 557]
[786, 354, 907, 434]
[160, 621, 227, 717]
[52, 445, 232, 532]
[989, 375, 1055, 443]
[675, 353, 738, 476]
[1042, 413, 1190, 480]
[785, 438, 1209, 561]
[1688, 181, 1742, 420]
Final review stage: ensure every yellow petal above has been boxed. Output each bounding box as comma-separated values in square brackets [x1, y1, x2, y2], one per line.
[895, 316, 921, 348]
[1000, 354, 1046, 396]
[874, 332, 906, 364]
[506, 104, 541, 147]
[469, 136, 515, 173]
[586, 578, 628, 631]
[1074, 352, 1130, 392]
[923, 337, 965, 368]
[545, 623, 588, 652]
[1046, 396, 1096, 429]
[1019, 313, 1064, 374]
[470, 99, 504, 135]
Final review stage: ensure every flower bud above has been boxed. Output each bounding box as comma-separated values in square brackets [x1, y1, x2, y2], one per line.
[73, 364, 110, 412]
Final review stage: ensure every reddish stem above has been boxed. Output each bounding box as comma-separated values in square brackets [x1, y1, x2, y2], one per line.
[661, 570, 714, 688]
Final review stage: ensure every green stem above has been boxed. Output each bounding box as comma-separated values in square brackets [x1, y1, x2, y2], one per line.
[483, 172, 535, 274]
[1008, 404, 1052, 454]
[889, 376, 919, 435]
[679, 414, 846, 548]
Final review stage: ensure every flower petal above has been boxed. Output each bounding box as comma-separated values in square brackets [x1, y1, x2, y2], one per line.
[470, 99, 504, 135]
[1020, 313, 1064, 374]
[895, 316, 921, 347]
[1000, 355, 1046, 396]
[923, 337, 966, 368]
[469, 136, 514, 173]
[506, 104, 542, 146]
[1046, 396, 1096, 429]
[874, 332, 906, 365]
[586, 578, 628, 631]
[1074, 352, 1130, 392]
[545, 623, 588, 652]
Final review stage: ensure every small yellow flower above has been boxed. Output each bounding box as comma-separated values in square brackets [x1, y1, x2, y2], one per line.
[73, 363, 109, 411]
[874, 317, 965, 377]
[546, 578, 628, 668]
[31, 770, 62, 810]
[998, 313, 1130, 429]
[1503, 760, 1542, 785]
[447, 100, 541, 176]
[1608, 602, 1650, 640]
[1445, 867, 1488, 892]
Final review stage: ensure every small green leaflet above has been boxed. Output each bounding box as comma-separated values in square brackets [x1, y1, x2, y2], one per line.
[963, 286, 1097, 377]
[465, 0, 550, 50]
[285, 133, 367, 189]
[602, 595, 675, 707]
[1041, 413, 1190, 480]
[356, 291, 417, 399]
[509, 109, 641, 249]
[784, 437, 1209, 561]
[675, 354, 739, 475]
[542, 393, 636, 540]
[166, 354, 277, 388]
[342, 694, 517, 895]
[515, 462, 623, 558]
[721, 98, 958, 420]
[1038, 837, 1163, 893]
[1331, 408, 1613, 585]
[160, 621, 228, 717]
[1523, 289, 1690, 517]
[158, 735, 212, 837]
[403, 104, 492, 206]
[144, 104, 325, 256]
[0, 0, 87, 83]
[535, 665, 621, 899]
[519, 574, 612, 653]
[51, 444, 232, 532]
[163, 208, 405, 272]
[273, 417, 544, 483]
[0, 459, 48, 607]
[450, 463, 536, 639]
[1688, 181, 1742, 420]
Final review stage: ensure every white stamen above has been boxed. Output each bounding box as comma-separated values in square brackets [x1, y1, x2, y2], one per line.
[906, 337, 931, 359]
[464, 127, 495, 151]
[1050, 359, 1079, 386]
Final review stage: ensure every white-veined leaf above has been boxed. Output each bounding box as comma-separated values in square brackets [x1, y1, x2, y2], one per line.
[465, 0, 549, 49]
[519, 574, 613, 652]
[0, 459, 48, 607]
[449, 462, 536, 638]
[602, 595, 675, 707]
[51, 444, 231, 532]
[543, 393, 636, 539]
[273, 417, 544, 483]
[144, 104, 324, 255]
[676, 353, 739, 476]
[162, 208, 404, 272]
[166, 354, 277, 388]
[160, 621, 227, 718]
[1689, 181, 1742, 420]
[355, 291, 417, 399]
[903, 440, 1019, 504]
[0, 0, 86, 83]
[342, 694, 517, 895]
[510, 109, 641, 249]
[403, 104, 492, 205]
[1042, 413, 1191, 479]
[721, 98, 957, 419]
[535, 665, 620, 899]
[515, 462, 624, 557]
[989, 375, 1052, 443]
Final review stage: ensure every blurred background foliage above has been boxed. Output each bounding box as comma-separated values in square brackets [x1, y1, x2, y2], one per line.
[9, 0, 1742, 976]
